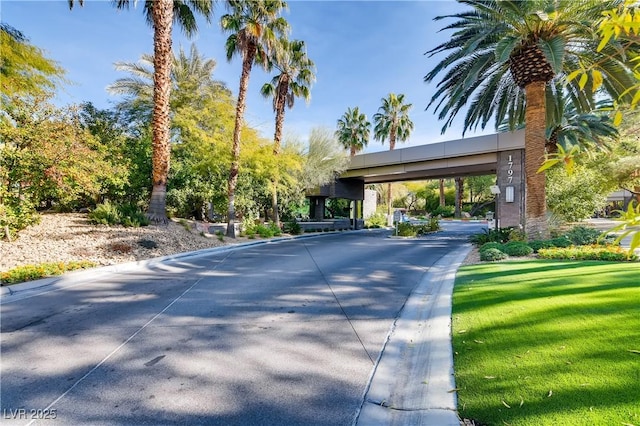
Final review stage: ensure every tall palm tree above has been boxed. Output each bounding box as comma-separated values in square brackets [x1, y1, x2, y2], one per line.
[261, 38, 315, 225]
[221, 0, 289, 238]
[336, 107, 371, 157]
[424, 0, 636, 238]
[68, 0, 214, 224]
[373, 93, 414, 219]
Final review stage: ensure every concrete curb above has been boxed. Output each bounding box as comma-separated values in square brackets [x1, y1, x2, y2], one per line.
[0, 228, 386, 301]
[354, 244, 472, 426]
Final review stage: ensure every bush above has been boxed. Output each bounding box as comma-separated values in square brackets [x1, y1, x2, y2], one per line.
[365, 212, 387, 228]
[538, 245, 637, 261]
[396, 221, 417, 237]
[0, 201, 40, 240]
[480, 248, 508, 262]
[469, 227, 514, 245]
[502, 241, 533, 257]
[528, 237, 572, 253]
[431, 205, 455, 218]
[1, 260, 97, 285]
[480, 242, 504, 252]
[564, 226, 602, 246]
[89, 202, 149, 227]
[283, 221, 302, 235]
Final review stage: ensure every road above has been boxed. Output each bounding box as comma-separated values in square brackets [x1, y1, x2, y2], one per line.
[1, 221, 483, 425]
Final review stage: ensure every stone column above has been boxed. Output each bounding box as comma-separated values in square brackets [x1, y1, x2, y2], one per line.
[309, 197, 326, 220]
[497, 150, 525, 229]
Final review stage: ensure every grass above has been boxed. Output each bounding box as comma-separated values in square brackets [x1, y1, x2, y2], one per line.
[452, 260, 640, 426]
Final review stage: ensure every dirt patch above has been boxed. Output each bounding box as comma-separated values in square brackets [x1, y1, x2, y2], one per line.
[0, 213, 251, 272]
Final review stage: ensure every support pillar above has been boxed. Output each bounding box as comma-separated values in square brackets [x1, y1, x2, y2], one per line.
[309, 196, 327, 220]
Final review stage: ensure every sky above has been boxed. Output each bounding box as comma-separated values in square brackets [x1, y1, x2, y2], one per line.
[2, 0, 495, 153]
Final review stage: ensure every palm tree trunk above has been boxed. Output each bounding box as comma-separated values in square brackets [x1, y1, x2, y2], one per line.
[271, 80, 289, 226]
[387, 130, 397, 220]
[454, 177, 463, 218]
[524, 80, 549, 239]
[227, 46, 255, 238]
[147, 0, 173, 225]
[439, 179, 445, 207]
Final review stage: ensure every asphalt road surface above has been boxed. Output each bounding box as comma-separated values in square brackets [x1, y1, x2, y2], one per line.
[1, 222, 484, 425]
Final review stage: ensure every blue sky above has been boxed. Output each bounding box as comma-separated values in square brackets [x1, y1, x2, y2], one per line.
[2, 0, 493, 152]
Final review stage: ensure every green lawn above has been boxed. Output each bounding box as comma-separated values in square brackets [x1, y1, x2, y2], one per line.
[452, 260, 640, 426]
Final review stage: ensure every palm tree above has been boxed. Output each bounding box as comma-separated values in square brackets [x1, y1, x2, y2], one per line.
[68, 0, 214, 224]
[424, 0, 636, 238]
[221, 0, 289, 238]
[108, 44, 228, 123]
[373, 93, 414, 219]
[336, 107, 371, 157]
[260, 38, 315, 225]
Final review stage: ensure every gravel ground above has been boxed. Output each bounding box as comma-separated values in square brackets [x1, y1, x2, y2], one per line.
[0, 213, 247, 272]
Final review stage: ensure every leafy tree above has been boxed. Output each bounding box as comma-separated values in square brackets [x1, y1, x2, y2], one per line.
[69, 0, 215, 224]
[335, 106, 371, 156]
[0, 97, 117, 237]
[547, 164, 609, 222]
[298, 127, 351, 191]
[221, 0, 289, 237]
[0, 23, 65, 99]
[261, 38, 315, 225]
[373, 93, 414, 219]
[424, 0, 637, 238]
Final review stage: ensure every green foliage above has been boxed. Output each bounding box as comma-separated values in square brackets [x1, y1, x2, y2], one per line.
[430, 204, 455, 218]
[606, 201, 640, 255]
[245, 221, 282, 239]
[479, 242, 503, 252]
[547, 165, 610, 222]
[469, 227, 514, 246]
[0, 24, 66, 97]
[396, 221, 417, 237]
[479, 247, 508, 262]
[365, 212, 387, 229]
[89, 203, 149, 227]
[527, 237, 572, 253]
[283, 221, 302, 235]
[502, 241, 533, 257]
[1, 260, 97, 285]
[299, 127, 351, 190]
[538, 245, 636, 261]
[0, 200, 40, 240]
[565, 225, 608, 246]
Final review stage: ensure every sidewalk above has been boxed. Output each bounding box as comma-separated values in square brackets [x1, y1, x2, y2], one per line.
[355, 245, 471, 426]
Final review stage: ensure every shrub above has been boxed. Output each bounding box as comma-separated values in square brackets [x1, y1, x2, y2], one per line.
[1, 260, 97, 285]
[431, 205, 455, 218]
[564, 226, 600, 245]
[365, 212, 387, 228]
[469, 227, 514, 245]
[528, 237, 572, 253]
[138, 239, 158, 249]
[89, 202, 148, 227]
[480, 248, 508, 262]
[480, 242, 504, 252]
[0, 201, 40, 240]
[502, 241, 533, 257]
[396, 222, 417, 237]
[538, 245, 637, 261]
[283, 221, 302, 235]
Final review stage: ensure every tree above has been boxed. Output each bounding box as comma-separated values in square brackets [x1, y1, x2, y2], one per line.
[0, 24, 65, 99]
[261, 38, 315, 225]
[221, 0, 289, 237]
[424, 0, 637, 238]
[335, 107, 371, 156]
[69, 0, 215, 224]
[373, 93, 414, 219]
[299, 127, 351, 191]
[0, 97, 117, 237]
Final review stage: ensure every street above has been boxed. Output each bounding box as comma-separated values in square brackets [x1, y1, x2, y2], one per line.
[1, 222, 483, 425]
